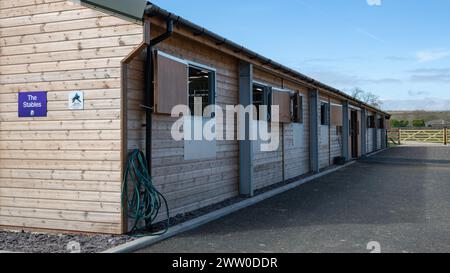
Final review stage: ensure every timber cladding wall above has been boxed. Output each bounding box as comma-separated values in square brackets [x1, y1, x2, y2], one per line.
[252, 69, 283, 190]
[124, 24, 240, 224]
[252, 69, 310, 189]
[0, 0, 143, 234]
[330, 99, 343, 162]
[318, 93, 331, 169]
[282, 80, 310, 180]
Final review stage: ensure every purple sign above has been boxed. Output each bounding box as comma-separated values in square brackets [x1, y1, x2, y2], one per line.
[18, 91, 47, 117]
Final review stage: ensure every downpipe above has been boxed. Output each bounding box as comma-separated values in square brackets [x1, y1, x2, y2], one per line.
[144, 19, 174, 171]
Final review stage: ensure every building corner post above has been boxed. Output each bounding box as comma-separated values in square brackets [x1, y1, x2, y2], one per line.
[374, 114, 379, 151]
[382, 115, 387, 149]
[309, 89, 320, 173]
[361, 108, 367, 156]
[342, 101, 350, 161]
[238, 61, 254, 196]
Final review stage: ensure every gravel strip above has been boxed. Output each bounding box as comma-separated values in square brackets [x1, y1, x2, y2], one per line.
[0, 230, 134, 253]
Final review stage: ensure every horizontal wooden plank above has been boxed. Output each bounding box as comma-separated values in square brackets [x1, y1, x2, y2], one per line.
[0, 1, 79, 19]
[0, 177, 120, 192]
[0, 46, 136, 66]
[0, 150, 120, 161]
[153, 165, 238, 185]
[0, 215, 121, 234]
[0, 196, 120, 213]
[0, 68, 121, 84]
[164, 179, 237, 208]
[0, 140, 120, 150]
[0, 16, 132, 37]
[0, 187, 120, 202]
[159, 190, 238, 224]
[1, 25, 142, 47]
[0, 159, 120, 171]
[1, 8, 104, 28]
[1, 89, 121, 103]
[0, 109, 120, 122]
[1, 35, 143, 56]
[0, 0, 63, 10]
[0, 57, 123, 75]
[0, 99, 121, 112]
[0, 130, 120, 140]
[0, 79, 121, 94]
[0, 207, 120, 224]
[0, 168, 120, 182]
[0, 120, 120, 131]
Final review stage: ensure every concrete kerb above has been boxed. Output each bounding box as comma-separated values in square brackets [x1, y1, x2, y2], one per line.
[103, 147, 389, 253]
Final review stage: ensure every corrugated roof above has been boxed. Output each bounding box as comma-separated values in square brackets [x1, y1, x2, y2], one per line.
[145, 2, 390, 117]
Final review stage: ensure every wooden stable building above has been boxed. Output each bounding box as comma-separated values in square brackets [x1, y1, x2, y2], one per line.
[0, 0, 390, 234]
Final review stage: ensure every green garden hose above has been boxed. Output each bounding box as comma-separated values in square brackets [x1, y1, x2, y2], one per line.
[122, 149, 170, 235]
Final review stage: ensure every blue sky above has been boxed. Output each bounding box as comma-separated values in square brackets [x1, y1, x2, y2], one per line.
[151, 0, 450, 111]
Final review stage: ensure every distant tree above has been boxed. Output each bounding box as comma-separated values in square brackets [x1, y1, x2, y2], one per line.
[412, 120, 426, 128]
[349, 87, 382, 108]
[391, 119, 409, 128]
[391, 119, 399, 128]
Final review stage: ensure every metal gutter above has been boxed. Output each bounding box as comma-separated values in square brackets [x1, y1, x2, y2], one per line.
[145, 2, 390, 117]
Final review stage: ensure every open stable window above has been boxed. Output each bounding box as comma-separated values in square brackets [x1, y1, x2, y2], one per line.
[378, 117, 385, 129]
[291, 94, 303, 124]
[367, 116, 376, 128]
[330, 104, 343, 126]
[188, 65, 215, 117]
[253, 83, 272, 121]
[154, 51, 216, 117]
[320, 102, 330, 125]
[154, 52, 188, 114]
[272, 90, 291, 123]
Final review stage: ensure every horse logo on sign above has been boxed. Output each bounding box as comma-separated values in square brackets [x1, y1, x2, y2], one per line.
[69, 91, 84, 110]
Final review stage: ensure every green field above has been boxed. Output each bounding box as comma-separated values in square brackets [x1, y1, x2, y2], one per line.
[389, 111, 450, 124]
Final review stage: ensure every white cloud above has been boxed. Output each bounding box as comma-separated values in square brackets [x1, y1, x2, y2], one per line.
[367, 0, 382, 6]
[353, 27, 386, 43]
[409, 67, 450, 82]
[382, 98, 450, 111]
[408, 90, 429, 97]
[416, 49, 450, 63]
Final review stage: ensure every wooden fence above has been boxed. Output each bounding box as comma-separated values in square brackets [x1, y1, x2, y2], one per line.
[388, 129, 449, 145]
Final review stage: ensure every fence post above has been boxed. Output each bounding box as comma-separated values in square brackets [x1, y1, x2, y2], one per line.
[445, 128, 448, 145]
[398, 129, 401, 145]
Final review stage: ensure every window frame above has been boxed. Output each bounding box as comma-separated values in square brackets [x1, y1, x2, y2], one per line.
[291, 93, 304, 124]
[187, 62, 216, 118]
[156, 51, 217, 117]
[320, 101, 330, 126]
[378, 117, 385, 129]
[252, 82, 272, 121]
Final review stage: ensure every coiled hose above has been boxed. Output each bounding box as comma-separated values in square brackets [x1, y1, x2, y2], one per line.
[122, 149, 170, 235]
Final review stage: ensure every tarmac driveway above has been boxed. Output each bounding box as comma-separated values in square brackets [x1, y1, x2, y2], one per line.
[137, 145, 450, 253]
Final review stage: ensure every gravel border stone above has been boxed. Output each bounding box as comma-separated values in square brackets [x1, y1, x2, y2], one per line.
[0, 230, 134, 253]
